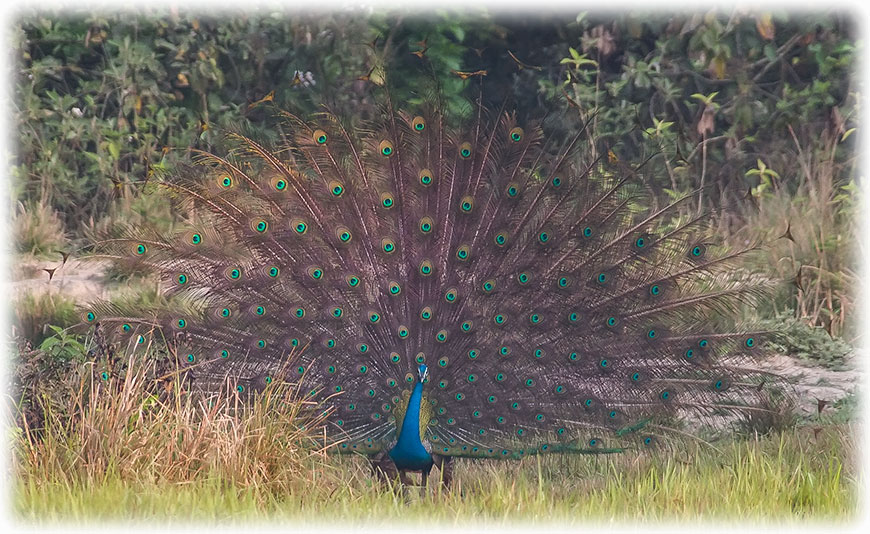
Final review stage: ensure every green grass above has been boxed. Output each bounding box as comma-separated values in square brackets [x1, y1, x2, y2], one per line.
[11, 342, 859, 524]
[14, 426, 857, 523]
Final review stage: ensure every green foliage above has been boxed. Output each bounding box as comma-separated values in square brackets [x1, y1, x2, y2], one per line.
[13, 11, 375, 236]
[37, 325, 89, 364]
[12, 292, 79, 346]
[551, 12, 857, 208]
[760, 311, 853, 370]
[830, 393, 858, 424]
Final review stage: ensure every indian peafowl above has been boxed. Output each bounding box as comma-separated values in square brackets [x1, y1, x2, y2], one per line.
[85, 80, 782, 489]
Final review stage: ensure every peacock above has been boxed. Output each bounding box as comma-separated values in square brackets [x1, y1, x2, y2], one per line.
[84, 76, 782, 488]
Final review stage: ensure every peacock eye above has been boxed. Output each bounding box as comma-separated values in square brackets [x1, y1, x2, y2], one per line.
[312, 129, 328, 145]
[378, 139, 395, 157]
[412, 116, 426, 131]
[458, 141, 472, 159]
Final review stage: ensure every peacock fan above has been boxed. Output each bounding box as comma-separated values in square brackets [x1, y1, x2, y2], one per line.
[85, 81, 784, 488]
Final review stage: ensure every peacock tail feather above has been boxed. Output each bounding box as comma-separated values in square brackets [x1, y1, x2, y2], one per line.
[85, 83, 783, 461]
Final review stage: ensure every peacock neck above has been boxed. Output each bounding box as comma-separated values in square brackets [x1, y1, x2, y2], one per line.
[388, 377, 432, 470]
[396, 379, 425, 447]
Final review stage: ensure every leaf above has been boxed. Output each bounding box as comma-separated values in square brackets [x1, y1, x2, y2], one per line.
[710, 56, 726, 79]
[108, 141, 120, 161]
[39, 337, 59, 351]
[756, 13, 775, 41]
[841, 128, 856, 142]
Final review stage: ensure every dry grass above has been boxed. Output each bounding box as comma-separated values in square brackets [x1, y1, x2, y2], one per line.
[10, 342, 859, 524]
[13, 345, 333, 499]
[13, 200, 68, 257]
[733, 124, 857, 339]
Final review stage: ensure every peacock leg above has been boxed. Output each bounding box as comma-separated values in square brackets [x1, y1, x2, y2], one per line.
[369, 450, 398, 485]
[431, 453, 453, 489]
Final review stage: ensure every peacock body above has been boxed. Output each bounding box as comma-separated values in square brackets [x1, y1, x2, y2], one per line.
[87, 84, 779, 486]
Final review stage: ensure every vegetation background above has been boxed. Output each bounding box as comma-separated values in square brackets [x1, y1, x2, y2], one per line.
[7, 5, 863, 524]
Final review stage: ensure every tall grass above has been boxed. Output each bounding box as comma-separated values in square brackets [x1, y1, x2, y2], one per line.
[734, 124, 857, 339]
[13, 342, 333, 501]
[11, 343, 859, 523]
[12, 200, 68, 257]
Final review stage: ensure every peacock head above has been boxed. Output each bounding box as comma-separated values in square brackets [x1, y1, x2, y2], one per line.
[417, 363, 429, 383]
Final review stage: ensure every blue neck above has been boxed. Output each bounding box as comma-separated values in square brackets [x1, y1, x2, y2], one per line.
[397, 380, 424, 445]
[389, 378, 432, 470]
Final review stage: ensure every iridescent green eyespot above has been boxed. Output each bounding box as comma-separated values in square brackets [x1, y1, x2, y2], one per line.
[312, 129, 328, 145]
[378, 140, 394, 157]
[459, 142, 472, 159]
[459, 196, 473, 213]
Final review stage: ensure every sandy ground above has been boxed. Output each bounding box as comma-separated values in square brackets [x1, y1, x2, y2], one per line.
[12, 256, 111, 304]
[12, 255, 862, 418]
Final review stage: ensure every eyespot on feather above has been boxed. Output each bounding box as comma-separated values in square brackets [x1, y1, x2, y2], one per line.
[312, 129, 328, 145]
[458, 142, 472, 159]
[378, 139, 395, 157]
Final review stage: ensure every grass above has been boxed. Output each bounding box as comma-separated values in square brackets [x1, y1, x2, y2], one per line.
[12, 200, 68, 257]
[13, 426, 858, 523]
[10, 341, 860, 524]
